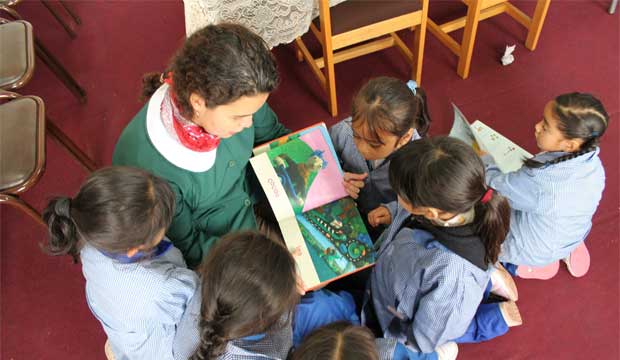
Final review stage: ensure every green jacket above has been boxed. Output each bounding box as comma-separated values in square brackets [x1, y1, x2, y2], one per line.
[113, 90, 288, 268]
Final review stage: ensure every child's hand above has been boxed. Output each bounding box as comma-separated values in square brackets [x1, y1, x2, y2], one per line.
[343, 172, 368, 199]
[368, 206, 392, 227]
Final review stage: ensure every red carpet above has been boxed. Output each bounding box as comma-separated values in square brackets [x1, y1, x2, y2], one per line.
[1, 1, 618, 359]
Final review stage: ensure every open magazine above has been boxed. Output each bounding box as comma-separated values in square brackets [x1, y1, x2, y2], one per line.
[250, 123, 376, 290]
[449, 104, 532, 173]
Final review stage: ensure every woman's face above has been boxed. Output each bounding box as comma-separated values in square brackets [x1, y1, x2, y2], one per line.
[190, 92, 269, 138]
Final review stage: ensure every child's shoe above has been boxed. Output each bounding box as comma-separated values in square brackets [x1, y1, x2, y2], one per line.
[563, 242, 590, 278]
[436, 341, 458, 360]
[490, 263, 519, 301]
[499, 301, 523, 327]
[516, 261, 559, 280]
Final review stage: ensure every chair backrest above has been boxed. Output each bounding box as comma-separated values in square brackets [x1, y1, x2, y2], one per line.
[0, 92, 45, 194]
[316, 0, 425, 50]
[0, 19, 35, 89]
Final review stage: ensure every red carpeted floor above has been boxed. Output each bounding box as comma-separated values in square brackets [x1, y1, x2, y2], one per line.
[1, 1, 618, 359]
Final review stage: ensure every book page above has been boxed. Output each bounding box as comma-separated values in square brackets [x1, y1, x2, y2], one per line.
[294, 198, 375, 288]
[259, 125, 347, 214]
[278, 217, 320, 290]
[249, 154, 296, 221]
[471, 120, 533, 173]
[253, 123, 327, 156]
[449, 103, 477, 147]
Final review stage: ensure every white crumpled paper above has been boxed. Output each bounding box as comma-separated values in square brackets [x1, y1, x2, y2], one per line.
[501, 45, 516, 66]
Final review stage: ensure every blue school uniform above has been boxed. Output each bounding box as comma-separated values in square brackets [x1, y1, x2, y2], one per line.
[329, 119, 420, 218]
[364, 204, 507, 353]
[174, 289, 359, 359]
[81, 240, 199, 360]
[483, 149, 605, 266]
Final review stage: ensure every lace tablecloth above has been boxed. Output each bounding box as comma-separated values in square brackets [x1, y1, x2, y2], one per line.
[183, 0, 346, 48]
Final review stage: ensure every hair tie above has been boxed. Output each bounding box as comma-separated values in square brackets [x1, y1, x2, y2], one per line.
[160, 71, 173, 85]
[55, 197, 72, 217]
[591, 130, 600, 137]
[406, 80, 417, 95]
[480, 188, 494, 204]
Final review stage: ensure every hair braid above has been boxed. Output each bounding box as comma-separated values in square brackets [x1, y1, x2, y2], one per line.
[191, 308, 230, 360]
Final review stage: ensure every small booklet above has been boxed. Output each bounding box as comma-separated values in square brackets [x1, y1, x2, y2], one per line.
[250, 123, 376, 290]
[449, 104, 532, 173]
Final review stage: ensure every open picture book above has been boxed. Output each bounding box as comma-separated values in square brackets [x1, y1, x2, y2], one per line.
[449, 104, 532, 173]
[250, 123, 376, 290]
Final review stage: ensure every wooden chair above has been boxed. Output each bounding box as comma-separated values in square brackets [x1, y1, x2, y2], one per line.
[0, 19, 97, 171]
[428, 0, 551, 79]
[295, 0, 429, 117]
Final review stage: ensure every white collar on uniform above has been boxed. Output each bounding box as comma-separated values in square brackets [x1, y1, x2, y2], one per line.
[145, 83, 217, 173]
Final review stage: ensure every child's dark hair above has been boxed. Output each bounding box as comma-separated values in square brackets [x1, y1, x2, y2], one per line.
[289, 321, 379, 360]
[42, 167, 176, 263]
[141, 23, 279, 118]
[525, 92, 609, 168]
[389, 137, 510, 264]
[351, 77, 432, 141]
[191, 231, 300, 360]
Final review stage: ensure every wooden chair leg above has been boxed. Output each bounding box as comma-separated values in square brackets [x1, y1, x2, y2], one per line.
[457, 0, 483, 79]
[34, 38, 87, 103]
[525, 0, 551, 51]
[59, 0, 81, 25]
[40, 0, 77, 39]
[46, 117, 98, 172]
[0, 194, 46, 227]
[412, 0, 429, 85]
[323, 49, 337, 117]
[295, 45, 304, 63]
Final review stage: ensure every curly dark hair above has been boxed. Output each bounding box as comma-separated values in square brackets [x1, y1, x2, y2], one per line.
[141, 23, 279, 118]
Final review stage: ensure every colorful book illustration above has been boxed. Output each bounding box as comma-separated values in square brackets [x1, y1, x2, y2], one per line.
[250, 123, 376, 290]
[450, 104, 532, 173]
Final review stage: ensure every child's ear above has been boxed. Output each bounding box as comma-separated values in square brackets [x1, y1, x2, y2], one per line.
[562, 138, 584, 153]
[126, 247, 140, 258]
[398, 128, 415, 147]
[425, 208, 440, 220]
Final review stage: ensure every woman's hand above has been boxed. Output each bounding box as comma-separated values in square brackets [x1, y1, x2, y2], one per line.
[368, 206, 392, 227]
[343, 172, 367, 199]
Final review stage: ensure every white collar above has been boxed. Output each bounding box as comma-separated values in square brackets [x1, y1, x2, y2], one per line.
[145, 83, 217, 172]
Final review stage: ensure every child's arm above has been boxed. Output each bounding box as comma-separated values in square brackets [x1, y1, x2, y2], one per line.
[114, 268, 198, 360]
[482, 155, 541, 212]
[165, 184, 219, 268]
[407, 265, 477, 353]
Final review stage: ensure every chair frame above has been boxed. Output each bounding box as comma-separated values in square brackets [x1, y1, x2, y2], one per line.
[0, 6, 87, 102]
[295, 0, 429, 117]
[428, 0, 551, 79]
[0, 91, 47, 227]
[0, 18, 97, 171]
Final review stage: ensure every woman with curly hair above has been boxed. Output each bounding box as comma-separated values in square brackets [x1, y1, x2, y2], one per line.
[113, 24, 289, 268]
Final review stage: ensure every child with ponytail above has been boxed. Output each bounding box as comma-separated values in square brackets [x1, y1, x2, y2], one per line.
[363, 137, 521, 355]
[329, 77, 432, 239]
[42, 167, 199, 360]
[174, 231, 359, 360]
[485, 92, 609, 279]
